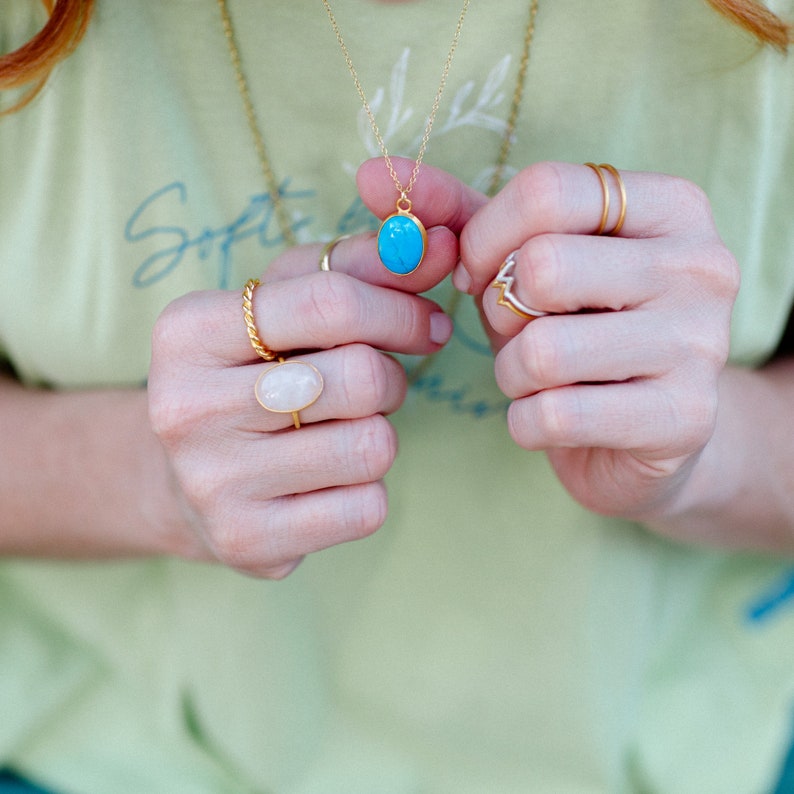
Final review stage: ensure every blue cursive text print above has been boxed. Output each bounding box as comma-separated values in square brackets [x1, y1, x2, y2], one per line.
[124, 181, 314, 289]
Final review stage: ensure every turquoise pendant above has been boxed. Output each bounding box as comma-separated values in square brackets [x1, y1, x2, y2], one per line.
[377, 199, 427, 276]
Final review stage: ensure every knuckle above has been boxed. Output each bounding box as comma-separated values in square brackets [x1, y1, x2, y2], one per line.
[206, 501, 301, 579]
[505, 400, 530, 448]
[390, 298, 426, 347]
[522, 234, 563, 302]
[204, 513, 257, 570]
[343, 482, 389, 541]
[686, 241, 740, 299]
[296, 482, 388, 545]
[148, 387, 203, 443]
[690, 396, 718, 445]
[176, 460, 232, 519]
[149, 289, 239, 431]
[692, 325, 732, 370]
[152, 291, 230, 361]
[350, 414, 398, 482]
[150, 293, 198, 359]
[146, 385, 172, 439]
[521, 322, 562, 387]
[668, 177, 721, 238]
[675, 177, 711, 222]
[710, 246, 741, 302]
[668, 386, 718, 451]
[528, 388, 579, 445]
[284, 483, 388, 551]
[649, 177, 713, 238]
[148, 371, 222, 442]
[514, 161, 568, 227]
[297, 273, 361, 344]
[341, 345, 394, 414]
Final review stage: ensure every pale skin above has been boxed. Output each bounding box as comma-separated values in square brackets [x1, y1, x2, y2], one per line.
[1, 151, 793, 576]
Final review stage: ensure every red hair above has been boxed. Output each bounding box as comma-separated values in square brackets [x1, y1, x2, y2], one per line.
[0, 0, 94, 115]
[0, 0, 790, 115]
[707, 0, 791, 49]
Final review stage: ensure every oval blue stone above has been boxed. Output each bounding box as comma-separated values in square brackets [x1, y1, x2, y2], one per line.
[377, 213, 426, 275]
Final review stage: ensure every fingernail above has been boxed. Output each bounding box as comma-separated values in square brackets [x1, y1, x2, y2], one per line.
[429, 312, 454, 346]
[452, 261, 472, 294]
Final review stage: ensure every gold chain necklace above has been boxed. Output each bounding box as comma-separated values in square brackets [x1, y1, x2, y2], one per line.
[217, 0, 299, 248]
[322, 0, 470, 276]
[217, 0, 539, 258]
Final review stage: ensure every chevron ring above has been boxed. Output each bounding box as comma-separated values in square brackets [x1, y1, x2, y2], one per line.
[491, 251, 549, 321]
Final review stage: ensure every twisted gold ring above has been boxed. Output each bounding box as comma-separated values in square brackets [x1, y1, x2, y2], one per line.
[242, 278, 277, 361]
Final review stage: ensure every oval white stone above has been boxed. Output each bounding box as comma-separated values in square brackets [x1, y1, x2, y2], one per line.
[255, 360, 324, 413]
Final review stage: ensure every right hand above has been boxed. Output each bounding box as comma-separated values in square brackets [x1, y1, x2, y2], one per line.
[147, 222, 459, 579]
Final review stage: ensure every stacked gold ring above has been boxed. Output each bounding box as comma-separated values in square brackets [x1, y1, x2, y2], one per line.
[584, 162, 627, 236]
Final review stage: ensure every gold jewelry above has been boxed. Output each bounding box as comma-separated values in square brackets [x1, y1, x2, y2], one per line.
[217, 0, 297, 247]
[219, 1, 539, 256]
[584, 162, 610, 235]
[244, 278, 324, 429]
[584, 162, 627, 236]
[488, 0, 540, 197]
[322, 0, 471, 276]
[255, 357, 324, 430]
[598, 163, 627, 236]
[242, 278, 278, 361]
[221, 3, 542, 383]
[491, 250, 548, 321]
[319, 234, 351, 272]
[392, 0, 542, 385]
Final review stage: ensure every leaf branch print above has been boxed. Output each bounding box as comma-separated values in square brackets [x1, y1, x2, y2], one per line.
[434, 55, 513, 138]
[343, 50, 517, 179]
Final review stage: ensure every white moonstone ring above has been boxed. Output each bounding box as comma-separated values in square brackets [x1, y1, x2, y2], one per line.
[255, 357, 324, 429]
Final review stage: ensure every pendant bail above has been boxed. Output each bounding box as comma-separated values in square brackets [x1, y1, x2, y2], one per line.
[396, 194, 413, 214]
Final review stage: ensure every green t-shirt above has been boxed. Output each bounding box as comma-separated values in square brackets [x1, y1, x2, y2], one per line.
[2, 1, 794, 792]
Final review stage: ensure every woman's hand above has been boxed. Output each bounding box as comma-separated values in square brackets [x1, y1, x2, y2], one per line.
[147, 214, 464, 578]
[452, 160, 741, 530]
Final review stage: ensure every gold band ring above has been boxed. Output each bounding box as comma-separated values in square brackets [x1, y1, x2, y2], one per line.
[242, 278, 278, 361]
[584, 162, 627, 236]
[598, 163, 627, 236]
[319, 234, 351, 272]
[491, 251, 548, 321]
[584, 162, 610, 235]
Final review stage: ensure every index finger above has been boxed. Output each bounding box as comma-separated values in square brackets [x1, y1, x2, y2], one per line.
[459, 161, 716, 293]
[154, 274, 453, 369]
[356, 156, 488, 235]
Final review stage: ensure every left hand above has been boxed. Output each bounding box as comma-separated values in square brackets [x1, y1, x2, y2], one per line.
[451, 161, 741, 523]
